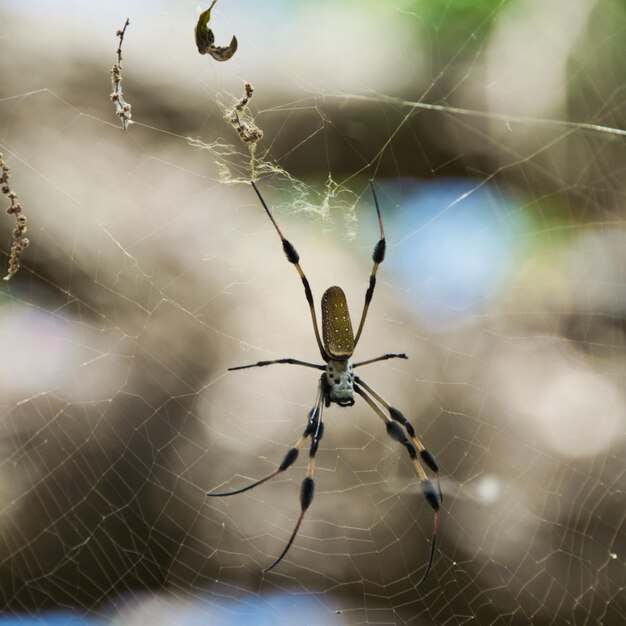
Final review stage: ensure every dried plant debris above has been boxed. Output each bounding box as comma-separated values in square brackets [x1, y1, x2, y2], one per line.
[110, 18, 133, 130]
[195, 0, 238, 61]
[225, 82, 264, 146]
[224, 82, 264, 178]
[1, 153, 29, 281]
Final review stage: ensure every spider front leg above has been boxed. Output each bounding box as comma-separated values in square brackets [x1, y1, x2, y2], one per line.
[354, 382, 440, 588]
[355, 376, 442, 502]
[264, 375, 326, 573]
[207, 377, 326, 574]
[207, 382, 322, 498]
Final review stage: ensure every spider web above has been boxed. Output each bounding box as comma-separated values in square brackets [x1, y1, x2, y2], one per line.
[0, 1, 624, 625]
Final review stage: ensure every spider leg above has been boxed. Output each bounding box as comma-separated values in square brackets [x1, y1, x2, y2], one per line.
[251, 181, 329, 362]
[264, 376, 325, 573]
[207, 383, 322, 498]
[353, 353, 408, 368]
[229, 358, 325, 372]
[353, 180, 386, 347]
[354, 383, 440, 589]
[355, 376, 442, 502]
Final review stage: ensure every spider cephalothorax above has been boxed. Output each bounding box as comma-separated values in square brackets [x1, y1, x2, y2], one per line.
[324, 354, 355, 406]
[208, 180, 442, 587]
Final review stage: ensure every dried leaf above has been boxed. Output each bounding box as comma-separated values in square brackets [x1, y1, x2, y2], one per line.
[195, 1, 238, 62]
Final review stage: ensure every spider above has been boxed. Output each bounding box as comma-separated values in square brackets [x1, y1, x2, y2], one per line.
[208, 180, 442, 587]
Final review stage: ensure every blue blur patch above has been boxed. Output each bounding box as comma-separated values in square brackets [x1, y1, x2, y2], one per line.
[386, 179, 528, 329]
[109, 590, 337, 626]
[0, 591, 335, 626]
[203, 592, 331, 626]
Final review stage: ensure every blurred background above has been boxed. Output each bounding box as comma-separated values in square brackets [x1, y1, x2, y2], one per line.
[0, 1, 624, 624]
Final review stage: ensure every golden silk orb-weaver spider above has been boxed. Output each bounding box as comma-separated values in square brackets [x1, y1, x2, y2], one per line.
[207, 180, 442, 587]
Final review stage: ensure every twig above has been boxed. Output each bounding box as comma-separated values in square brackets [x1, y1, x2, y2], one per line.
[110, 18, 133, 130]
[1, 153, 29, 281]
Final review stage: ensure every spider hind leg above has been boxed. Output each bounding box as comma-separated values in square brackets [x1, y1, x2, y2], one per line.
[353, 181, 387, 347]
[250, 181, 329, 362]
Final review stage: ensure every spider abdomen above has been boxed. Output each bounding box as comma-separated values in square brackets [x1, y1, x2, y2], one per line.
[325, 359, 355, 406]
[321, 286, 355, 359]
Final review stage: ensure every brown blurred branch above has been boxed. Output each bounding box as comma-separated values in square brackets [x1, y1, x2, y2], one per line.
[110, 18, 133, 130]
[1, 153, 29, 281]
